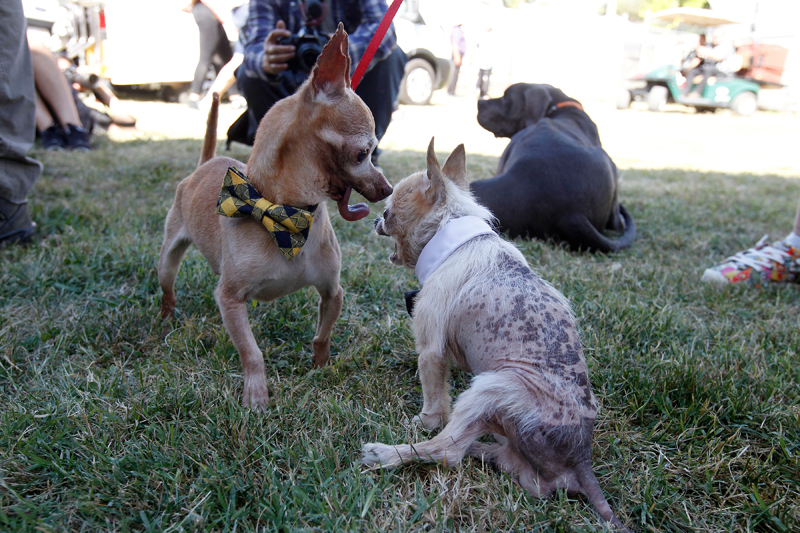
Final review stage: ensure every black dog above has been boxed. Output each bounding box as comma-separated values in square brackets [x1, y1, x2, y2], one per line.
[473, 83, 635, 253]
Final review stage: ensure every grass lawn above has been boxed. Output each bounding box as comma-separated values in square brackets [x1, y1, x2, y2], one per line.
[1, 127, 799, 532]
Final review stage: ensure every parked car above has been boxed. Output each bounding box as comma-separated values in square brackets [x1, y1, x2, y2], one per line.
[394, 1, 452, 105]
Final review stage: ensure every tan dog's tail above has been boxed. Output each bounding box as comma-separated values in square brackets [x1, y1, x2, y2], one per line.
[198, 92, 220, 167]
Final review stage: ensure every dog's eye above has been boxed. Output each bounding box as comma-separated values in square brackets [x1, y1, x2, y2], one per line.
[357, 149, 369, 163]
[383, 208, 389, 220]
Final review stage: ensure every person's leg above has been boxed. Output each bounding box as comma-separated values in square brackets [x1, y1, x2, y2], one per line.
[683, 67, 702, 95]
[34, 90, 67, 150]
[234, 73, 291, 145]
[34, 90, 55, 131]
[0, 0, 42, 244]
[28, 37, 82, 128]
[191, 2, 223, 98]
[448, 64, 460, 95]
[212, 19, 234, 72]
[198, 53, 243, 110]
[355, 47, 406, 144]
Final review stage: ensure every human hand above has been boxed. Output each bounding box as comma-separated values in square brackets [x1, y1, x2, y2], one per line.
[262, 20, 295, 76]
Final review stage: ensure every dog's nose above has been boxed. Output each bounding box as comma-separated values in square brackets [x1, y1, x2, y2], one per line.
[380, 183, 393, 198]
[374, 217, 381, 228]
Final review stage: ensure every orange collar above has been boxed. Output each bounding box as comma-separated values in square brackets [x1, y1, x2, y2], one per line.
[552, 100, 584, 112]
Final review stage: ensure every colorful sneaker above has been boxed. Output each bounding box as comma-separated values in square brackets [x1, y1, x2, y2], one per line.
[64, 124, 92, 151]
[39, 124, 66, 150]
[702, 235, 800, 287]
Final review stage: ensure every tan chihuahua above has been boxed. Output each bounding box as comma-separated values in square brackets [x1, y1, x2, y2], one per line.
[158, 25, 392, 409]
[363, 139, 629, 531]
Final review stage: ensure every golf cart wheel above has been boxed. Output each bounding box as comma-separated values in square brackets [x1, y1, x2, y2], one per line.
[730, 91, 757, 116]
[647, 86, 668, 112]
[399, 58, 435, 106]
[616, 89, 632, 110]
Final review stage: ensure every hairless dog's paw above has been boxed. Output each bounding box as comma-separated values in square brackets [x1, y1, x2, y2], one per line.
[361, 443, 403, 468]
[412, 412, 446, 431]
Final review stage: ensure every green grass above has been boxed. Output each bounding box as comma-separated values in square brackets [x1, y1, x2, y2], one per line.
[1, 133, 799, 532]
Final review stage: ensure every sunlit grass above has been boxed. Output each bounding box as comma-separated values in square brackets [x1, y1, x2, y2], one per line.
[1, 134, 798, 532]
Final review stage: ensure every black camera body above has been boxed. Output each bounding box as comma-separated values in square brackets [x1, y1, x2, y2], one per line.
[278, 26, 330, 74]
[278, 0, 329, 74]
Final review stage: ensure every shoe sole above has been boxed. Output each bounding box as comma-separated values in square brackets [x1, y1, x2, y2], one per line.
[0, 222, 37, 247]
[701, 269, 729, 285]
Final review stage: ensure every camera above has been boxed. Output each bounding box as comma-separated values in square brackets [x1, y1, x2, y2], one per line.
[278, 0, 330, 74]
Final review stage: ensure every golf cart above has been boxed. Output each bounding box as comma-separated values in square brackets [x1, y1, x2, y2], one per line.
[618, 7, 784, 116]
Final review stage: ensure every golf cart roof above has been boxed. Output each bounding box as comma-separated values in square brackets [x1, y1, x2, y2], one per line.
[651, 7, 744, 27]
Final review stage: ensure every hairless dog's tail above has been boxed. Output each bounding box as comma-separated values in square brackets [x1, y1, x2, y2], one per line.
[564, 203, 636, 253]
[198, 92, 220, 167]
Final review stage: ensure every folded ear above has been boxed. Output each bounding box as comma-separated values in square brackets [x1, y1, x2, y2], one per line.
[311, 23, 351, 99]
[441, 144, 468, 190]
[423, 137, 446, 202]
[522, 84, 553, 126]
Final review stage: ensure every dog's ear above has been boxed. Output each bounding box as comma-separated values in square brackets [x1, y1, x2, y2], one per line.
[522, 84, 553, 126]
[311, 23, 351, 99]
[441, 144, 469, 190]
[423, 137, 446, 202]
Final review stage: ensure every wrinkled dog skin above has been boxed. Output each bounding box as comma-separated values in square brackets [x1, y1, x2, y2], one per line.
[364, 139, 630, 531]
[157, 25, 392, 409]
[473, 83, 636, 253]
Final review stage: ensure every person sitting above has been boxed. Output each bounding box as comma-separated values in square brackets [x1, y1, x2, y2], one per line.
[685, 27, 739, 99]
[27, 34, 92, 151]
[681, 34, 706, 96]
[230, 0, 406, 164]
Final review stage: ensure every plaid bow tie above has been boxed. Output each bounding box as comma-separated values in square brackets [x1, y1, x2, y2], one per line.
[215, 167, 318, 261]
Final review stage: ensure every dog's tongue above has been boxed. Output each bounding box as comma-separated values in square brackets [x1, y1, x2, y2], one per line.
[337, 187, 369, 221]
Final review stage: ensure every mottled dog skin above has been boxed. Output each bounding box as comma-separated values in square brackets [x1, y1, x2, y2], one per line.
[363, 139, 629, 531]
[157, 26, 392, 409]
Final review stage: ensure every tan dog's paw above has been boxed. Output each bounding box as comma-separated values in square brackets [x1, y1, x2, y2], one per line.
[311, 339, 331, 368]
[242, 378, 269, 410]
[360, 443, 403, 468]
[412, 412, 447, 431]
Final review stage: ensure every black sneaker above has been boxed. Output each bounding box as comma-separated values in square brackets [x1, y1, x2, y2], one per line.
[0, 201, 37, 248]
[40, 124, 66, 150]
[64, 124, 92, 151]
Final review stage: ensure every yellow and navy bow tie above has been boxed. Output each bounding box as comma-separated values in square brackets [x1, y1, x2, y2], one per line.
[215, 166, 318, 261]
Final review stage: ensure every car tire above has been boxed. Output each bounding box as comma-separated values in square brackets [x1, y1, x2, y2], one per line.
[616, 89, 632, 109]
[399, 58, 436, 106]
[730, 91, 757, 116]
[647, 85, 668, 112]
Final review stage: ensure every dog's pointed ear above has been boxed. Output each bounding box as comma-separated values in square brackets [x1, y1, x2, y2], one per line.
[423, 137, 445, 201]
[441, 144, 469, 190]
[311, 23, 351, 99]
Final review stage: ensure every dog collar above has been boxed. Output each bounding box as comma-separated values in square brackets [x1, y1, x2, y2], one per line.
[547, 100, 584, 115]
[215, 166, 318, 261]
[415, 216, 495, 285]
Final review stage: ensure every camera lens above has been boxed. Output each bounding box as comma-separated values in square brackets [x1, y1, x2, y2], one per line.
[297, 42, 323, 72]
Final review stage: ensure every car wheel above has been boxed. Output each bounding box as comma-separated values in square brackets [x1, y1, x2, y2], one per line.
[730, 91, 757, 116]
[399, 58, 435, 106]
[647, 85, 668, 112]
[616, 89, 632, 110]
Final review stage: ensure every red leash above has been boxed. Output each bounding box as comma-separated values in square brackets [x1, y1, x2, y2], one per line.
[351, 0, 404, 89]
